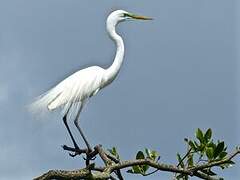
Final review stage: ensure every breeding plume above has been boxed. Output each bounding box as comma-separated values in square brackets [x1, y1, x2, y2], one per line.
[31, 10, 152, 154]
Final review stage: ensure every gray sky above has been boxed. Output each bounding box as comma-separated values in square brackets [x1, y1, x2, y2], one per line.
[0, 0, 239, 179]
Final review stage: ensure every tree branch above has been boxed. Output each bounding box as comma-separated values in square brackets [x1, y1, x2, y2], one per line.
[189, 148, 240, 171]
[34, 145, 240, 180]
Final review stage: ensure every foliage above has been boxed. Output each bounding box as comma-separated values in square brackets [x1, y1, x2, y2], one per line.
[35, 128, 240, 180]
[127, 149, 160, 175]
[108, 147, 120, 160]
[175, 128, 235, 180]
[125, 128, 237, 179]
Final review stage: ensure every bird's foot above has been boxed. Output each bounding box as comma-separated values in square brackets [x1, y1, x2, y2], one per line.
[62, 145, 98, 163]
[83, 149, 96, 161]
[83, 156, 96, 161]
[69, 144, 82, 157]
[69, 152, 79, 157]
[62, 145, 87, 157]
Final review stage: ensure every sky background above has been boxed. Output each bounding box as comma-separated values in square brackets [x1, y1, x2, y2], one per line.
[0, 0, 239, 179]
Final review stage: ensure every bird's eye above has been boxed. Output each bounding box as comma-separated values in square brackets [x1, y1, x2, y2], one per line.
[123, 13, 129, 17]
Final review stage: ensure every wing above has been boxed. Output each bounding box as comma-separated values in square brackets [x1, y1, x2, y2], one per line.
[30, 66, 105, 113]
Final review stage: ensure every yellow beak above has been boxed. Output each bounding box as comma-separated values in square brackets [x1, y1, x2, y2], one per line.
[129, 14, 153, 20]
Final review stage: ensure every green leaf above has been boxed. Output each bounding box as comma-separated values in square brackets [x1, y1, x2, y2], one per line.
[144, 149, 159, 161]
[196, 128, 204, 143]
[224, 146, 227, 151]
[150, 150, 159, 161]
[204, 128, 212, 142]
[219, 151, 227, 159]
[132, 165, 143, 174]
[176, 174, 189, 180]
[187, 154, 193, 167]
[145, 148, 151, 157]
[128, 164, 146, 174]
[136, 151, 145, 160]
[142, 164, 149, 173]
[199, 144, 205, 152]
[214, 141, 225, 158]
[188, 140, 197, 151]
[108, 147, 120, 159]
[206, 147, 214, 160]
[112, 147, 117, 154]
[207, 141, 216, 149]
[176, 174, 186, 180]
[134, 150, 156, 175]
[194, 141, 201, 151]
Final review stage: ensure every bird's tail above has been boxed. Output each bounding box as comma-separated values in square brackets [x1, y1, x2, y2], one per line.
[28, 87, 62, 114]
[28, 84, 83, 118]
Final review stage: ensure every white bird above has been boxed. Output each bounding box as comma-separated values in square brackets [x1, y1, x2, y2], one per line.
[31, 10, 152, 155]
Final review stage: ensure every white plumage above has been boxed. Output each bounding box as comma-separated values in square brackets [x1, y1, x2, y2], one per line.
[38, 66, 104, 111]
[30, 10, 152, 153]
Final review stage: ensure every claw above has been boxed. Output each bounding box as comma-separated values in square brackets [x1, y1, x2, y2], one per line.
[69, 152, 78, 157]
[68, 148, 81, 157]
[90, 156, 96, 160]
[62, 145, 67, 150]
[83, 155, 96, 161]
[62, 144, 82, 157]
[83, 149, 96, 161]
[62, 144, 94, 159]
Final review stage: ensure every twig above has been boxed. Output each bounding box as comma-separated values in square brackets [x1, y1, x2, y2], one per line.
[189, 148, 240, 171]
[177, 148, 192, 167]
[95, 145, 112, 165]
[95, 145, 124, 179]
[115, 169, 124, 180]
[143, 169, 159, 176]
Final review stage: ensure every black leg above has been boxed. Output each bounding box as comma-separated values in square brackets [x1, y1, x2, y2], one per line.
[74, 119, 92, 151]
[63, 115, 79, 150]
[74, 104, 92, 152]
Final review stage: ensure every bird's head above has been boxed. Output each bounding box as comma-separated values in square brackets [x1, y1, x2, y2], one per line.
[107, 10, 153, 26]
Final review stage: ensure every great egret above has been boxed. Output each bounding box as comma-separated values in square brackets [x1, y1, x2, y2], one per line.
[31, 10, 152, 155]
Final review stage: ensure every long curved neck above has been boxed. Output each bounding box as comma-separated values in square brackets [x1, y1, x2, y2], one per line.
[104, 20, 125, 85]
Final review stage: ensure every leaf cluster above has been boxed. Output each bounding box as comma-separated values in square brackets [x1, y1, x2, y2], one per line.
[175, 128, 235, 179]
[127, 149, 159, 176]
